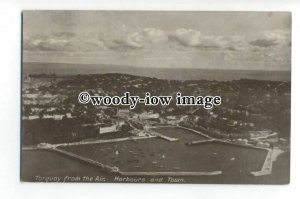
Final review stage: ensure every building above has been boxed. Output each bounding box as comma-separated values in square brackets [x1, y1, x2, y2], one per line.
[99, 125, 117, 134]
[165, 116, 179, 125]
[139, 113, 159, 120]
[118, 109, 130, 118]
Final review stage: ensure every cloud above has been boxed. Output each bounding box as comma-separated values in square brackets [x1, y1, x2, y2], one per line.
[197, 36, 228, 50]
[225, 36, 248, 51]
[169, 28, 202, 47]
[169, 29, 231, 51]
[111, 32, 143, 50]
[142, 28, 168, 44]
[249, 30, 290, 48]
[167, 28, 290, 52]
[24, 28, 291, 64]
[110, 28, 169, 51]
[24, 28, 250, 53]
[23, 33, 107, 52]
[250, 39, 278, 47]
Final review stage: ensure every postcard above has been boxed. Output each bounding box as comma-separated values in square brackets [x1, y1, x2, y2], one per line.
[21, 11, 291, 184]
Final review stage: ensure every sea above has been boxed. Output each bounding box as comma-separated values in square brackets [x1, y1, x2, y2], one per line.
[23, 62, 291, 82]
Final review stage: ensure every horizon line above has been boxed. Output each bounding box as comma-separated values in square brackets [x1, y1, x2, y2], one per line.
[23, 61, 291, 72]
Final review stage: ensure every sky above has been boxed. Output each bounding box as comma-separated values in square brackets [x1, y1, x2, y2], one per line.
[23, 11, 291, 71]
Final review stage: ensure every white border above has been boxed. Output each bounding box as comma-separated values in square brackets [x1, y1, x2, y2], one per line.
[0, 1, 299, 199]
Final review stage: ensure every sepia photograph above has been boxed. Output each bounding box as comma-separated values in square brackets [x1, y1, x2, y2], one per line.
[21, 11, 291, 184]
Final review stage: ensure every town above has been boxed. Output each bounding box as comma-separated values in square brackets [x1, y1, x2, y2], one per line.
[22, 73, 290, 151]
